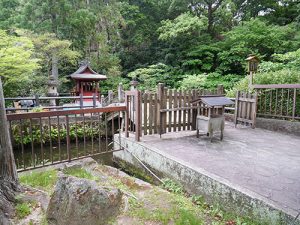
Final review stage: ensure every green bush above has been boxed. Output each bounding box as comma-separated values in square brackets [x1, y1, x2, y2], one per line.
[180, 72, 242, 90]
[227, 69, 300, 97]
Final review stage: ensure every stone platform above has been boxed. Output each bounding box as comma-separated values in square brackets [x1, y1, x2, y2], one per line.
[114, 123, 300, 224]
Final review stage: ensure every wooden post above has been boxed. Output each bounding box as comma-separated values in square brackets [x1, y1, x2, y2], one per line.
[125, 95, 129, 138]
[157, 83, 166, 135]
[292, 88, 296, 120]
[252, 92, 258, 128]
[234, 91, 240, 127]
[135, 90, 141, 141]
[191, 90, 197, 130]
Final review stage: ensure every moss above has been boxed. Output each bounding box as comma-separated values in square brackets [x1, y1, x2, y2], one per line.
[19, 169, 57, 192]
[63, 167, 97, 180]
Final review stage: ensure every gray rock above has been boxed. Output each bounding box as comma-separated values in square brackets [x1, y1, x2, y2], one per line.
[46, 175, 122, 225]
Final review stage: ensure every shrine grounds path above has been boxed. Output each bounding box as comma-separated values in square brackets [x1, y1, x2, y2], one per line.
[114, 123, 300, 223]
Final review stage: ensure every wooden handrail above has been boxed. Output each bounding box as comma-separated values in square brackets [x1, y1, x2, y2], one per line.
[7, 105, 126, 121]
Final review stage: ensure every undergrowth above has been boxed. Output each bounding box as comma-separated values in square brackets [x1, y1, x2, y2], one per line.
[15, 202, 33, 219]
[19, 169, 57, 192]
[63, 167, 97, 180]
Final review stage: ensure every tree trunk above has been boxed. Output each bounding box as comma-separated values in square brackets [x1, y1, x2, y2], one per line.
[207, 4, 214, 37]
[52, 54, 59, 81]
[50, 54, 59, 106]
[0, 77, 19, 223]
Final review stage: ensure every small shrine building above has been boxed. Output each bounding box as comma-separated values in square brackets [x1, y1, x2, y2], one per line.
[70, 63, 107, 101]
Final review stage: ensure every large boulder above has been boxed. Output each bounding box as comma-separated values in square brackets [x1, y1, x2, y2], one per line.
[46, 175, 122, 225]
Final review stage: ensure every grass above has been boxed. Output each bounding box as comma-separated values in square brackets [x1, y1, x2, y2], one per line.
[15, 202, 31, 219]
[63, 167, 97, 180]
[128, 187, 205, 225]
[19, 169, 58, 192]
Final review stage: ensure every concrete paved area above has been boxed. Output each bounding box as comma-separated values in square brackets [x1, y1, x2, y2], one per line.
[140, 123, 300, 215]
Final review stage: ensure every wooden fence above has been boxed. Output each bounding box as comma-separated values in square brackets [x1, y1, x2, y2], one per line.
[138, 84, 224, 136]
[254, 84, 300, 121]
[234, 91, 257, 128]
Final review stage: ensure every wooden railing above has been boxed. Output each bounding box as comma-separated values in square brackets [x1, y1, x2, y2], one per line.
[254, 84, 300, 121]
[7, 106, 125, 171]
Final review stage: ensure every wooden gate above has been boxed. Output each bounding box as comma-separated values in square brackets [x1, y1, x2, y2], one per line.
[234, 91, 257, 128]
[124, 90, 142, 141]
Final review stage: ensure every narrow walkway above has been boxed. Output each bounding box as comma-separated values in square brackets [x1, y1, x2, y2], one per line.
[140, 123, 300, 216]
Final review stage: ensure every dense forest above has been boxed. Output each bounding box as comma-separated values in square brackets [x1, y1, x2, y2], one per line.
[0, 0, 300, 96]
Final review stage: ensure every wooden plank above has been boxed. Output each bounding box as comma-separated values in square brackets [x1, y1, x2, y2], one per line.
[252, 92, 258, 128]
[7, 106, 126, 121]
[143, 92, 148, 135]
[191, 90, 197, 130]
[148, 94, 153, 135]
[183, 90, 187, 131]
[234, 91, 240, 127]
[161, 87, 167, 134]
[187, 90, 192, 130]
[292, 88, 296, 120]
[253, 84, 300, 89]
[246, 93, 251, 120]
[173, 90, 178, 132]
[125, 96, 129, 137]
[178, 90, 182, 131]
[168, 89, 172, 132]
[153, 93, 158, 134]
[135, 90, 141, 141]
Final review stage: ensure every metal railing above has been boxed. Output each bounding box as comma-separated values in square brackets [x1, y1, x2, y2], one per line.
[7, 106, 126, 171]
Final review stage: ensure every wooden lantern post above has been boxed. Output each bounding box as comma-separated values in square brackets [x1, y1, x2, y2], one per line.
[246, 55, 259, 86]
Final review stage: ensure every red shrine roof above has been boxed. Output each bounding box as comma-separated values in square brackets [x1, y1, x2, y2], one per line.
[71, 64, 107, 81]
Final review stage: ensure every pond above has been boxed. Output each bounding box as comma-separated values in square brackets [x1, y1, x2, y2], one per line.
[13, 138, 114, 170]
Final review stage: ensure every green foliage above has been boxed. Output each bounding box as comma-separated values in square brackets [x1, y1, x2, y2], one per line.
[158, 13, 207, 41]
[63, 167, 96, 180]
[19, 169, 58, 191]
[161, 178, 183, 194]
[1, 0, 300, 97]
[227, 69, 300, 97]
[174, 209, 204, 225]
[15, 202, 31, 219]
[128, 63, 183, 90]
[12, 120, 108, 146]
[217, 19, 300, 74]
[180, 73, 242, 90]
[0, 29, 40, 96]
[183, 45, 220, 74]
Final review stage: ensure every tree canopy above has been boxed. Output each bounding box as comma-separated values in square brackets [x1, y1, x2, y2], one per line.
[0, 0, 299, 95]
